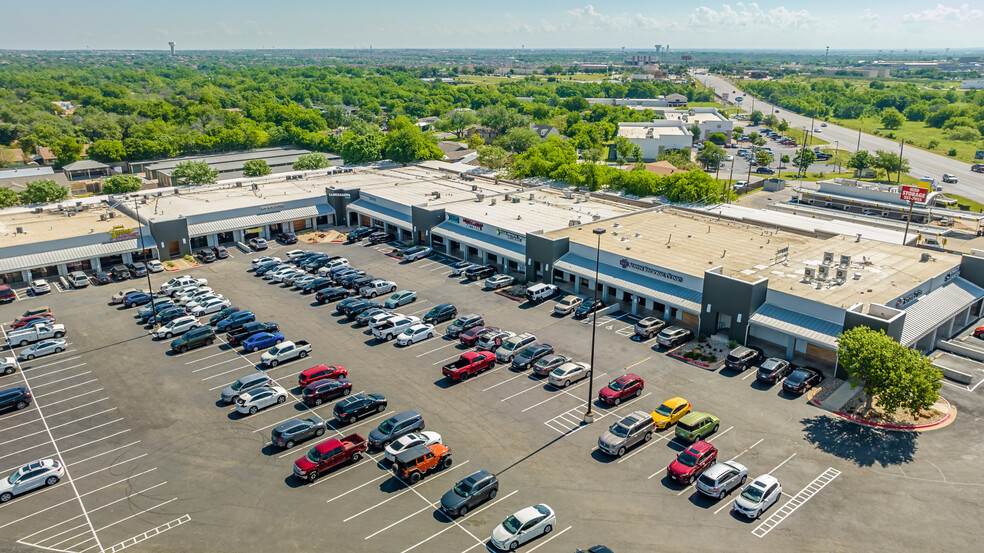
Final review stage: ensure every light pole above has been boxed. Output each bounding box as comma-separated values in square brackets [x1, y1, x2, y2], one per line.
[583, 227, 606, 424]
[133, 197, 157, 325]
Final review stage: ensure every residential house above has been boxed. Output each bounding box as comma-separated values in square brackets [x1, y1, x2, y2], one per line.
[437, 141, 478, 164]
[35, 147, 58, 166]
[415, 116, 441, 131]
[0, 148, 30, 168]
[529, 123, 560, 139]
[465, 126, 498, 144]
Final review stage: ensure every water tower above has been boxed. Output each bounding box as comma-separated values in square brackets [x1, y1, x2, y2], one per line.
[168, 42, 176, 55]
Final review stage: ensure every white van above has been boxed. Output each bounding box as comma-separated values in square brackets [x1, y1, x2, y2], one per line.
[525, 283, 558, 303]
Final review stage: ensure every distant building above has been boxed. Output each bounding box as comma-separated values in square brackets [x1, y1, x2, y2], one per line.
[529, 123, 560, 139]
[1, 148, 30, 168]
[437, 141, 477, 164]
[642, 161, 683, 176]
[62, 160, 113, 181]
[616, 121, 693, 161]
[34, 147, 58, 166]
[51, 101, 78, 116]
[656, 108, 733, 145]
[420, 77, 455, 84]
[585, 96, 687, 109]
[415, 116, 441, 131]
[130, 148, 319, 187]
[465, 126, 498, 144]
[961, 79, 984, 89]
[0, 167, 69, 194]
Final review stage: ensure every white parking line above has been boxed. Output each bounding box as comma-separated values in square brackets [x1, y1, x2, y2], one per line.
[71, 441, 142, 466]
[24, 355, 83, 371]
[752, 468, 840, 537]
[0, 408, 117, 447]
[0, 414, 43, 434]
[520, 373, 605, 413]
[0, 441, 51, 463]
[419, 342, 460, 358]
[75, 454, 147, 480]
[525, 526, 572, 553]
[94, 497, 177, 532]
[619, 433, 674, 465]
[19, 481, 167, 541]
[61, 429, 132, 454]
[30, 370, 93, 388]
[342, 460, 470, 522]
[201, 363, 255, 381]
[481, 372, 526, 391]
[769, 453, 797, 474]
[500, 379, 553, 402]
[365, 502, 438, 540]
[325, 473, 390, 504]
[27, 362, 88, 380]
[35, 379, 100, 398]
[184, 350, 228, 365]
[399, 490, 519, 553]
[45, 397, 111, 419]
[191, 356, 242, 373]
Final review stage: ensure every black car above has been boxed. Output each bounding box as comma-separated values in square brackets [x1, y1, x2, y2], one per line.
[576, 547, 615, 553]
[209, 306, 241, 326]
[336, 297, 365, 314]
[343, 299, 381, 319]
[511, 343, 555, 370]
[140, 301, 176, 322]
[110, 265, 130, 281]
[367, 231, 393, 245]
[783, 367, 823, 394]
[94, 271, 112, 285]
[271, 417, 327, 449]
[153, 307, 189, 326]
[170, 326, 216, 353]
[573, 299, 605, 319]
[278, 232, 298, 245]
[126, 262, 148, 278]
[440, 470, 499, 517]
[333, 393, 387, 423]
[255, 262, 285, 277]
[423, 303, 458, 325]
[211, 246, 229, 259]
[348, 275, 375, 291]
[724, 345, 763, 371]
[339, 271, 369, 288]
[445, 314, 485, 338]
[302, 278, 334, 294]
[316, 287, 350, 304]
[301, 255, 330, 270]
[227, 321, 280, 345]
[197, 250, 216, 263]
[755, 167, 776, 175]
[0, 386, 32, 413]
[355, 308, 390, 327]
[756, 358, 793, 384]
[347, 226, 379, 242]
[464, 265, 495, 281]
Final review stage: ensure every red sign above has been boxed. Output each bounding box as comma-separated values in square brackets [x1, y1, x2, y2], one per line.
[900, 185, 928, 203]
[681, 55, 692, 61]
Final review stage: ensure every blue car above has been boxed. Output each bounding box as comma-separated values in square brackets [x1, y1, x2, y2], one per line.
[123, 292, 158, 307]
[242, 332, 286, 352]
[217, 311, 255, 332]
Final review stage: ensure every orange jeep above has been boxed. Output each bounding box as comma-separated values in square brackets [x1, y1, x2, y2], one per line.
[392, 443, 452, 483]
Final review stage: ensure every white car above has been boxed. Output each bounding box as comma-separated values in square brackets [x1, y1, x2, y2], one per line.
[265, 267, 296, 280]
[146, 259, 165, 273]
[111, 287, 148, 304]
[547, 361, 592, 388]
[373, 315, 421, 341]
[160, 276, 206, 294]
[176, 287, 214, 305]
[396, 323, 436, 346]
[156, 316, 201, 339]
[0, 459, 64, 503]
[490, 504, 557, 551]
[733, 474, 782, 519]
[30, 280, 51, 294]
[285, 249, 307, 260]
[485, 274, 515, 290]
[235, 386, 288, 415]
[251, 256, 281, 269]
[384, 431, 442, 462]
[185, 294, 223, 310]
[402, 246, 432, 261]
[18, 339, 68, 361]
[191, 298, 231, 316]
[1, 356, 16, 376]
[553, 296, 583, 315]
[366, 311, 398, 330]
[450, 262, 476, 276]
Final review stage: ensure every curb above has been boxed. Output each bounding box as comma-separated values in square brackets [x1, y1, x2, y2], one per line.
[667, 351, 713, 369]
[494, 291, 523, 302]
[815, 397, 954, 431]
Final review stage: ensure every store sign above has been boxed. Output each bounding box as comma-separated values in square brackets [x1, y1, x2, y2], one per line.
[900, 185, 928, 203]
[259, 203, 285, 211]
[108, 225, 139, 241]
[246, 227, 264, 233]
[619, 258, 683, 283]
[327, 193, 350, 198]
[462, 218, 484, 231]
[447, 214, 460, 223]
[944, 268, 961, 283]
[495, 228, 524, 242]
[895, 289, 923, 308]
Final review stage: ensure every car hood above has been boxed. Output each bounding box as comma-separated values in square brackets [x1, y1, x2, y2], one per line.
[367, 428, 388, 443]
[733, 494, 761, 511]
[491, 524, 515, 544]
[651, 413, 671, 426]
[598, 430, 625, 447]
[599, 387, 617, 399]
[294, 456, 317, 472]
[441, 488, 468, 510]
[667, 459, 692, 477]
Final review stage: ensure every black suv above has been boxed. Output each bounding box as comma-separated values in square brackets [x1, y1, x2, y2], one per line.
[445, 314, 485, 338]
[367, 232, 393, 245]
[343, 299, 381, 319]
[756, 358, 793, 384]
[170, 327, 216, 354]
[278, 232, 298, 245]
[228, 321, 280, 346]
[126, 262, 148, 277]
[725, 346, 763, 371]
[302, 278, 334, 294]
[511, 343, 555, 370]
[574, 299, 605, 319]
[317, 287, 350, 304]
[464, 265, 495, 281]
[347, 275, 375, 291]
[423, 303, 458, 325]
[110, 265, 131, 281]
[347, 227, 378, 243]
[0, 386, 32, 413]
[333, 393, 387, 423]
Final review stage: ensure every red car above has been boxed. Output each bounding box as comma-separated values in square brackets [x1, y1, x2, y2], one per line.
[442, 351, 496, 382]
[292, 433, 367, 482]
[972, 164, 984, 173]
[666, 441, 718, 484]
[302, 378, 353, 406]
[459, 326, 496, 347]
[974, 326, 984, 339]
[12, 315, 55, 329]
[298, 365, 349, 387]
[599, 373, 644, 406]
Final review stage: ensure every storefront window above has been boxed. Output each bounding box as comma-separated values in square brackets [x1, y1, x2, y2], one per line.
[1, 272, 24, 284]
[66, 260, 92, 272]
[217, 232, 234, 244]
[190, 236, 208, 249]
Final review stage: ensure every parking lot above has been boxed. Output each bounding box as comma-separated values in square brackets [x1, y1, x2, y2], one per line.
[3, 234, 984, 553]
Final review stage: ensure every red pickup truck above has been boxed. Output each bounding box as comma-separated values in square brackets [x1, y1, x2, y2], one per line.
[292, 433, 367, 482]
[442, 351, 496, 382]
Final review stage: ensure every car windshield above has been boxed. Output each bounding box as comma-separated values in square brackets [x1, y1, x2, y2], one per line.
[268, 345, 281, 355]
[6, 470, 18, 484]
[608, 380, 625, 391]
[305, 447, 320, 464]
[741, 484, 765, 502]
[231, 379, 246, 391]
[677, 451, 699, 467]
[453, 478, 476, 497]
[502, 515, 522, 534]
[518, 349, 534, 360]
[378, 420, 395, 434]
[655, 404, 674, 416]
[609, 424, 630, 438]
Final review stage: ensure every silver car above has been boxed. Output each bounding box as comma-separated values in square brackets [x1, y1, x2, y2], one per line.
[547, 361, 591, 388]
[484, 274, 515, 290]
[597, 411, 654, 457]
[18, 339, 68, 361]
[696, 461, 749, 499]
[220, 371, 273, 404]
[733, 474, 782, 519]
[532, 354, 571, 378]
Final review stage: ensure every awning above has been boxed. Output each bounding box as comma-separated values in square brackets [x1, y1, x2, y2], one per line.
[432, 223, 525, 263]
[900, 278, 984, 345]
[0, 238, 148, 273]
[188, 205, 333, 236]
[554, 254, 702, 313]
[347, 200, 411, 229]
[749, 303, 843, 348]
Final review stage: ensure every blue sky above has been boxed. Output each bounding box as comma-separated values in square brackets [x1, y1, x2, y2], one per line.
[2, 1, 981, 51]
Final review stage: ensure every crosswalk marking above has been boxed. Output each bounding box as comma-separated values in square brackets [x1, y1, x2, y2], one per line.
[752, 467, 841, 538]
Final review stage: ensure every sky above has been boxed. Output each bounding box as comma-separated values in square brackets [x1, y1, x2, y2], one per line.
[2, 1, 982, 51]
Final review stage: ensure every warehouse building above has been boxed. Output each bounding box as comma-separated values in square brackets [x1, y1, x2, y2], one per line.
[131, 147, 331, 187]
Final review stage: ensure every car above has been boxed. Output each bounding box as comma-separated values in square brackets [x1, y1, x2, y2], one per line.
[236, 386, 288, 415]
[656, 326, 693, 348]
[346, 226, 377, 242]
[734, 474, 782, 519]
[814, 128, 821, 133]
[459, 326, 495, 347]
[146, 259, 165, 273]
[384, 431, 442, 462]
[667, 440, 718, 484]
[820, 122, 827, 127]
[367, 231, 393, 244]
[972, 164, 984, 173]
[175, 287, 213, 304]
[546, 361, 594, 389]
[277, 232, 298, 245]
[292, 433, 368, 482]
[756, 357, 793, 384]
[191, 298, 231, 316]
[675, 411, 720, 442]
[341, 299, 381, 318]
[573, 298, 604, 319]
[783, 367, 823, 394]
[525, 283, 558, 303]
[464, 264, 495, 281]
[217, 311, 256, 332]
[249, 237, 269, 250]
[1, 357, 16, 376]
[355, 307, 391, 327]
[316, 287, 350, 304]
[242, 332, 285, 352]
[384, 290, 417, 308]
[598, 411, 655, 457]
[303, 278, 335, 294]
[650, 397, 691, 430]
[11, 315, 55, 330]
[156, 316, 202, 339]
[148, 307, 188, 326]
[210, 246, 229, 259]
[973, 326, 984, 339]
[346, 275, 375, 291]
[126, 262, 148, 277]
[634, 316, 667, 339]
[360, 279, 397, 298]
[93, 271, 113, 285]
[942, 173, 958, 183]
[490, 504, 557, 551]
[273, 268, 304, 283]
[532, 354, 572, 378]
[334, 393, 387, 423]
[598, 373, 644, 406]
[446, 313, 485, 338]
[267, 267, 297, 281]
[724, 345, 763, 371]
[755, 167, 776, 175]
[209, 307, 241, 326]
[373, 315, 421, 341]
[18, 339, 68, 361]
[423, 303, 457, 324]
[402, 245, 432, 261]
[251, 256, 281, 269]
[169, 326, 216, 353]
[476, 330, 514, 352]
[68, 271, 89, 288]
[367, 410, 425, 449]
[576, 547, 615, 553]
[298, 365, 348, 387]
[271, 417, 327, 449]
[196, 250, 216, 263]
[0, 459, 64, 503]
[227, 321, 279, 346]
[220, 372, 273, 404]
[302, 378, 352, 406]
[0, 386, 32, 413]
[511, 343, 554, 370]
[396, 323, 436, 346]
[441, 470, 499, 517]
[484, 274, 515, 290]
[696, 461, 749, 499]
[450, 261, 476, 276]
[29, 280, 51, 295]
[337, 271, 368, 288]
[292, 275, 318, 289]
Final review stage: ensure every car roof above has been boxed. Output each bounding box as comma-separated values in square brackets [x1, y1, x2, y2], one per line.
[703, 461, 745, 480]
[761, 358, 785, 368]
[555, 361, 584, 373]
[661, 397, 690, 409]
[387, 410, 421, 424]
[678, 411, 712, 424]
[686, 440, 715, 454]
[394, 443, 433, 463]
[511, 505, 550, 524]
[617, 373, 640, 382]
[751, 474, 779, 488]
[620, 411, 650, 425]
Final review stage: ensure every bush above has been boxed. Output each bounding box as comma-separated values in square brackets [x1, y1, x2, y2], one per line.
[928, 139, 940, 149]
[696, 334, 708, 343]
[948, 148, 958, 156]
[183, 254, 195, 263]
[728, 339, 739, 349]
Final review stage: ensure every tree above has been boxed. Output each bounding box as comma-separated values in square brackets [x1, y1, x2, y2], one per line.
[465, 134, 486, 150]
[242, 159, 272, 177]
[708, 132, 727, 145]
[777, 118, 789, 132]
[102, 174, 142, 194]
[872, 150, 911, 182]
[847, 150, 874, 176]
[688, 123, 702, 145]
[87, 140, 126, 163]
[170, 161, 218, 186]
[837, 326, 942, 416]
[696, 141, 726, 170]
[792, 148, 816, 174]
[52, 137, 82, 167]
[613, 136, 640, 167]
[582, 148, 604, 163]
[442, 110, 478, 138]
[341, 132, 384, 164]
[0, 187, 18, 208]
[18, 179, 68, 204]
[496, 127, 540, 153]
[731, 128, 743, 141]
[478, 105, 525, 136]
[754, 150, 773, 168]
[293, 153, 331, 171]
[477, 145, 509, 171]
[749, 110, 764, 125]
[383, 116, 443, 164]
[779, 154, 790, 169]
[881, 107, 904, 130]
[763, 114, 779, 128]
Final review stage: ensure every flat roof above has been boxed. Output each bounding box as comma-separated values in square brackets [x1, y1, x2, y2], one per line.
[547, 208, 963, 308]
[698, 204, 915, 245]
[142, 179, 331, 222]
[158, 153, 305, 175]
[144, 148, 311, 171]
[444, 190, 640, 234]
[618, 124, 689, 139]
[0, 206, 141, 246]
[661, 111, 729, 124]
[352, 166, 520, 206]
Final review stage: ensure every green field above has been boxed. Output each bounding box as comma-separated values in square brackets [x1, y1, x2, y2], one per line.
[821, 115, 983, 164]
[779, 74, 961, 90]
[456, 73, 609, 85]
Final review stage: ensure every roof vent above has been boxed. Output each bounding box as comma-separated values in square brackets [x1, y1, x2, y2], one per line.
[99, 214, 107, 221]
[15, 226, 23, 234]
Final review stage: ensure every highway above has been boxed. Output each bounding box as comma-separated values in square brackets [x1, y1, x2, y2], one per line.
[691, 70, 984, 205]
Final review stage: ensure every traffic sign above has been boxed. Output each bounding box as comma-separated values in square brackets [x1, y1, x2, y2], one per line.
[900, 185, 928, 203]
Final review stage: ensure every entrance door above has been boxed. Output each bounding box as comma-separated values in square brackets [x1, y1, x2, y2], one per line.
[167, 241, 181, 257]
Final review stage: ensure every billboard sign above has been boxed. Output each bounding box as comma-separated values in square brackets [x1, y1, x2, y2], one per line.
[900, 185, 928, 203]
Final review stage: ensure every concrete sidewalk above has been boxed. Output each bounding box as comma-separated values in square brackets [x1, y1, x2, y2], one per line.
[818, 378, 859, 412]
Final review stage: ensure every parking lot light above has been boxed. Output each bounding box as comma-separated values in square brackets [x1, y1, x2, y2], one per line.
[134, 197, 157, 324]
[584, 227, 606, 424]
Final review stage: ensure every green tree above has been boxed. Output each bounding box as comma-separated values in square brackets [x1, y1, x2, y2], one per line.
[880, 107, 904, 130]
[382, 116, 442, 164]
[102, 174, 142, 194]
[477, 145, 509, 171]
[87, 139, 126, 163]
[792, 148, 816, 174]
[763, 114, 779, 128]
[52, 137, 82, 167]
[749, 110, 764, 125]
[754, 149, 774, 167]
[847, 150, 874, 176]
[872, 150, 911, 182]
[293, 153, 331, 171]
[696, 141, 726, 170]
[18, 179, 68, 204]
[903, 104, 928, 122]
[170, 161, 218, 186]
[837, 326, 942, 416]
[779, 154, 790, 169]
[478, 105, 525, 136]
[441, 110, 479, 138]
[777, 118, 789, 132]
[242, 159, 272, 177]
[613, 136, 641, 167]
[688, 123, 702, 145]
[582, 148, 604, 163]
[0, 187, 19, 208]
[708, 132, 727, 145]
[732, 128, 744, 141]
[341, 132, 384, 164]
[465, 134, 486, 150]
[496, 127, 540, 153]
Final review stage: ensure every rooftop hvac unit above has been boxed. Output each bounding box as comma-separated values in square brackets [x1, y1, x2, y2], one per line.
[839, 254, 851, 267]
[75, 201, 82, 206]
[568, 219, 582, 227]
[529, 193, 535, 201]
[822, 251, 834, 265]
[511, 197, 520, 203]
[804, 266, 816, 280]
[835, 268, 848, 281]
[490, 198, 497, 205]
[476, 194, 484, 202]
[251, 183, 258, 191]
[109, 212, 116, 218]
[504, 194, 510, 201]
[471, 185, 478, 191]
[432, 191, 441, 199]
[99, 214, 107, 221]
[236, 182, 243, 187]
[141, 198, 148, 204]
[15, 226, 23, 234]
[817, 265, 829, 279]
[592, 214, 601, 220]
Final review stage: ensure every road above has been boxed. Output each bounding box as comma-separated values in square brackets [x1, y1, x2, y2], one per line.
[692, 70, 984, 205]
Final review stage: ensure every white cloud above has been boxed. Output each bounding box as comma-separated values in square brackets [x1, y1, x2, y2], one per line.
[860, 8, 880, 23]
[689, 2, 816, 29]
[566, 4, 665, 31]
[902, 3, 984, 24]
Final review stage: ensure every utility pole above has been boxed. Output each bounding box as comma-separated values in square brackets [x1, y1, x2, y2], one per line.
[727, 155, 736, 204]
[898, 139, 905, 184]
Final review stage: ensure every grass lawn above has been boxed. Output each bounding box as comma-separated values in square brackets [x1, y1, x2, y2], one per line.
[783, 127, 829, 146]
[679, 101, 726, 109]
[814, 115, 982, 165]
[948, 194, 984, 214]
[774, 170, 923, 185]
[778, 74, 961, 90]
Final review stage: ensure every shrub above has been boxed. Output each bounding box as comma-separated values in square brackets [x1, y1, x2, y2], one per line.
[696, 334, 708, 343]
[728, 339, 739, 349]
[948, 148, 958, 156]
[183, 254, 195, 263]
[928, 139, 940, 149]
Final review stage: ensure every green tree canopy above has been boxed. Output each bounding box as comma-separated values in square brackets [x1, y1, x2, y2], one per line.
[381, 116, 442, 164]
[792, 148, 816, 173]
[293, 153, 331, 171]
[52, 137, 83, 167]
[708, 132, 728, 145]
[87, 140, 126, 163]
[496, 127, 541, 153]
[847, 150, 874, 174]
[696, 141, 726, 170]
[477, 145, 509, 171]
[19, 179, 69, 204]
[749, 110, 764, 125]
[754, 149, 774, 167]
[872, 150, 911, 182]
[478, 105, 526, 136]
[102, 174, 142, 194]
[171, 161, 218, 186]
[440, 109, 479, 138]
[242, 159, 272, 177]
[0, 187, 19, 208]
[880, 107, 904, 130]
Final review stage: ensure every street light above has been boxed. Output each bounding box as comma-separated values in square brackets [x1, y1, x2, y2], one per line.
[583, 227, 606, 424]
[133, 197, 157, 325]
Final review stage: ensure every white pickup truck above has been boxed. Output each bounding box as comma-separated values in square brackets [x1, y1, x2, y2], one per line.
[160, 276, 208, 295]
[260, 340, 312, 367]
[8, 324, 67, 347]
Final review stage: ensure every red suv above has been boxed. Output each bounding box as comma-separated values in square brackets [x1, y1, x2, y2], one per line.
[667, 441, 718, 484]
[599, 373, 644, 406]
[298, 365, 348, 387]
[0, 285, 15, 303]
